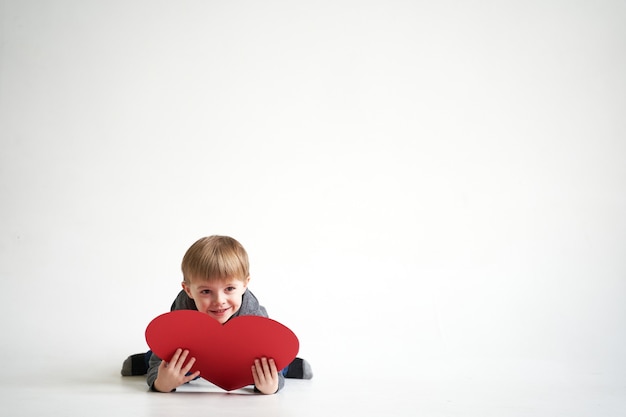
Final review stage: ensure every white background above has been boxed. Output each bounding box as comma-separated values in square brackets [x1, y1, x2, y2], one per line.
[1, 0, 625, 411]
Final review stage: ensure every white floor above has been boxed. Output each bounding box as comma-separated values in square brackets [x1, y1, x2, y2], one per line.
[3, 357, 624, 417]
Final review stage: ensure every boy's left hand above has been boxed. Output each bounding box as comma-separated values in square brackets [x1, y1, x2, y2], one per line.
[252, 357, 279, 394]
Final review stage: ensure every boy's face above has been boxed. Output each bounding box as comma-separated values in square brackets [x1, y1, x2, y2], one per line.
[182, 276, 249, 324]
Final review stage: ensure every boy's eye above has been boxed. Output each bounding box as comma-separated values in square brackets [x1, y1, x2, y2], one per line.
[226, 287, 236, 292]
[200, 290, 211, 295]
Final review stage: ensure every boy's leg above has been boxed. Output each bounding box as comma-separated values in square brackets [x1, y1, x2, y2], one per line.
[121, 351, 152, 376]
[282, 357, 313, 379]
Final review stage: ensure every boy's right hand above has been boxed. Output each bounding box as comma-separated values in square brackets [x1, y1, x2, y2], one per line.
[153, 348, 201, 393]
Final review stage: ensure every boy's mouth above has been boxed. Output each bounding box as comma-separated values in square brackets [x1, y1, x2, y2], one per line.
[211, 307, 230, 314]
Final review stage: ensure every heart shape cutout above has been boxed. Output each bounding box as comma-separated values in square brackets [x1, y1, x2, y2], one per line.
[145, 310, 299, 391]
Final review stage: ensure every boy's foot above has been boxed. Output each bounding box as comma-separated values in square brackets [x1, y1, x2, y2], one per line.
[283, 357, 313, 379]
[121, 352, 149, 376]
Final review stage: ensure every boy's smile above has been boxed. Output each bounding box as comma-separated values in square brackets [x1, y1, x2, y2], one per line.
[182, 277, 249, 324]
[210, 306, 231, 319]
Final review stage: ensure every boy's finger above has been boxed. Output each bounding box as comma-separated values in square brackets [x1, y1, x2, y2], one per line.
[185, 370, 201, 383]
[261, 357, 271, 375]
[178, 349, 190, 365]
[252, 365, 260, 385]
[254, 359, 265, 380]
[169, 348, 182, 364]
[182, 356, 196, 373]
[268, 358, 278, 376]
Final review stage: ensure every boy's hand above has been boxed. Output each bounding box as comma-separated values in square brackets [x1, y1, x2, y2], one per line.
[153, 348, 201, 393]
[252, 357, 279, 394]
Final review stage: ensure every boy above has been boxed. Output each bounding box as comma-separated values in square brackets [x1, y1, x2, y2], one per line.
[122, 235, 312, 393]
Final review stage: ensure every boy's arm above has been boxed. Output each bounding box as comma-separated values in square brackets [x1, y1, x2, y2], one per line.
[146, 351, 164, 391]
[276, 364, 285, 391]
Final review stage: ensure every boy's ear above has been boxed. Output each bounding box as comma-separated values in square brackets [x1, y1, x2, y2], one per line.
[243, 275, 251, 288]
[181, 281, 193, 299]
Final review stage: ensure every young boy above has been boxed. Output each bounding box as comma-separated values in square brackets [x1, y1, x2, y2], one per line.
[121, 235, 312, 393]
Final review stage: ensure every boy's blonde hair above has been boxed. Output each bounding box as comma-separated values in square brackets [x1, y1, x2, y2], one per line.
[181, 235, 250, 284]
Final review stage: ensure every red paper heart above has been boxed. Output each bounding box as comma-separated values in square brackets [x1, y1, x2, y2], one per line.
[145, 310, 299, 391]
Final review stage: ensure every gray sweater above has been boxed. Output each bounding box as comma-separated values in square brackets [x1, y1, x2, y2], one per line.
[147, 289, 285, 392]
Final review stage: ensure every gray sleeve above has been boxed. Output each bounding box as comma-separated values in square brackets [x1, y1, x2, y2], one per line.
[277, 372, 285, 392]
[146, 352, 166, 391]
